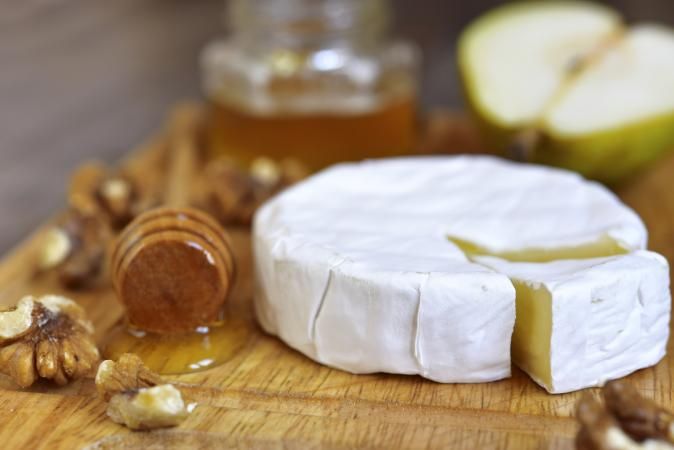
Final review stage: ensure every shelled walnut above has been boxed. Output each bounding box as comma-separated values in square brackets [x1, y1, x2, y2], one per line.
[604, 381, 674, 444]
[95, 353, 163, 401]
[576, 381, 674, 450]
[107, 384, 190, 430]
[95, 174, 140, 230]
[95, 353, 190, 430]
[68, 162, 108, 216]
[38, 228, 72, 270]
[69, 162, 153, 231]
[38, 162, 156, 289]
[204, 156, 308, 226]
[38, 209, 110, 289]
[576, 393, 626, 450]
[0, 295, 99, 388]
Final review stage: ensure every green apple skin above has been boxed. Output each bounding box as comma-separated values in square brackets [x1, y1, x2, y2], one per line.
[462, 86, 674, 185]
[536, 113, 674, 184]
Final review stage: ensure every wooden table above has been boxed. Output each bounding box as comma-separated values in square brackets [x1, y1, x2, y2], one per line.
[2, 2, 674, 447]
[1, 111, 674, 449]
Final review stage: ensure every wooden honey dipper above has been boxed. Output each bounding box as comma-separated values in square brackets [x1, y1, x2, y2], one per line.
[111, 106, 236, 334]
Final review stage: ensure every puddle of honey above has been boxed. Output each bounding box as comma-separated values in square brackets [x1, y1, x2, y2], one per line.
[102, 316, 251, 375]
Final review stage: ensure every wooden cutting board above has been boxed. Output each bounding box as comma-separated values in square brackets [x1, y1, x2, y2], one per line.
[1, 113, 673, 450]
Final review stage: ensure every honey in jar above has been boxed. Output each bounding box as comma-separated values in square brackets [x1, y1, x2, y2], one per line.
[201, 0, 420, 169]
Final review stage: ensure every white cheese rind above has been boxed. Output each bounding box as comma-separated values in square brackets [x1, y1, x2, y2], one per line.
[413, 268, 515, 382]
[478, 251, 670, 393]
[254, 219, 516, 382]
[253, 156, 663, 387]
[257, 156, 646, 252]
[314, 261, 516, 382]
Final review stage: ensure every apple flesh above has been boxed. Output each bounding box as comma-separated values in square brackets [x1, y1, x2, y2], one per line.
[458, 2, 674, 183]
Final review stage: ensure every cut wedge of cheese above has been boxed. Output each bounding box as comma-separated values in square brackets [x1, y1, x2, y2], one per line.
[476, 252, 670, 393]
[253, 156, 670, 392]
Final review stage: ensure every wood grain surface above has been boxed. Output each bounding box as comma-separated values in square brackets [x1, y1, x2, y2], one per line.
[1, 110, 674, 449]
[2, 0, 674, 255]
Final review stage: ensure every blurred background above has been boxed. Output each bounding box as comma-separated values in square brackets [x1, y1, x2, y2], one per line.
[0, 0, 673, 253]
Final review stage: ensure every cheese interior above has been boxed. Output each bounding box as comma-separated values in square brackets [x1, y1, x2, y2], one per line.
[450, 234, 629, 389]
[448, 234, 628, 263]
[511, 281, 552, 388]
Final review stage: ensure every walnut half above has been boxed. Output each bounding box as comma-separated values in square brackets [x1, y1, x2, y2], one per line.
[0, 295, 99, 388]
[95, 353, 191, 430]
[107, 384, 189, 430]
[95, 353, 163, 401]
[576, 393, 631, 450]
[204, 156, 308, 226]
[576, 381, 674, 450]
[604, 380, 674, 443]
[37, 209, 111, 289]
[69, 162, 148, 231]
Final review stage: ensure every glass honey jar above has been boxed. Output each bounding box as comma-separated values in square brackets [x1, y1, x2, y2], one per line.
[201, 0, 420, 169]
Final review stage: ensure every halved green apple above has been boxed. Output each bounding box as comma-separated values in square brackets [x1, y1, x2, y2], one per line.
[458, 1, 674, 183]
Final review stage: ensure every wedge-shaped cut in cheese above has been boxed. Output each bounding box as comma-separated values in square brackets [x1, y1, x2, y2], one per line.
[253, 156, 669, 390]
[477, 252, 670, 393]
[511, 281, 552, 388]
[449, 234, 628, 263]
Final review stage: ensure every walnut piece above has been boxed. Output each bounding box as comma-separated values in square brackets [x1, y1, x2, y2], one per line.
[96, 174, 145, 230]
[204, 156, 308, 226]
[69, 163, 146, 231]
[95, 354, 190, 430]
[68, 162, 108, 216]
[576, 393, 628, 450]
[604, 381, 674, 444]
[38, 228, 73, 270]
[38, 209, 110, 289]
[250, 156, 282, 187]
[576, 381, 674, 450]
[95, 353, 163, 401]
[0, 295, 99, 388]
[40, 162, 152, 289]
[106, 384, 189, 430]
[204, 159, 259, 226]
[276, 157, 310, 186]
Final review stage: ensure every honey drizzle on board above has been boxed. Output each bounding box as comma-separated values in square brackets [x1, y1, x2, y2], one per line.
[102, 316, 251, 375]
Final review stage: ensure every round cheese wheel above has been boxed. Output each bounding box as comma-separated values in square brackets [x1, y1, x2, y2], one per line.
[253, 156, 668, 391]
